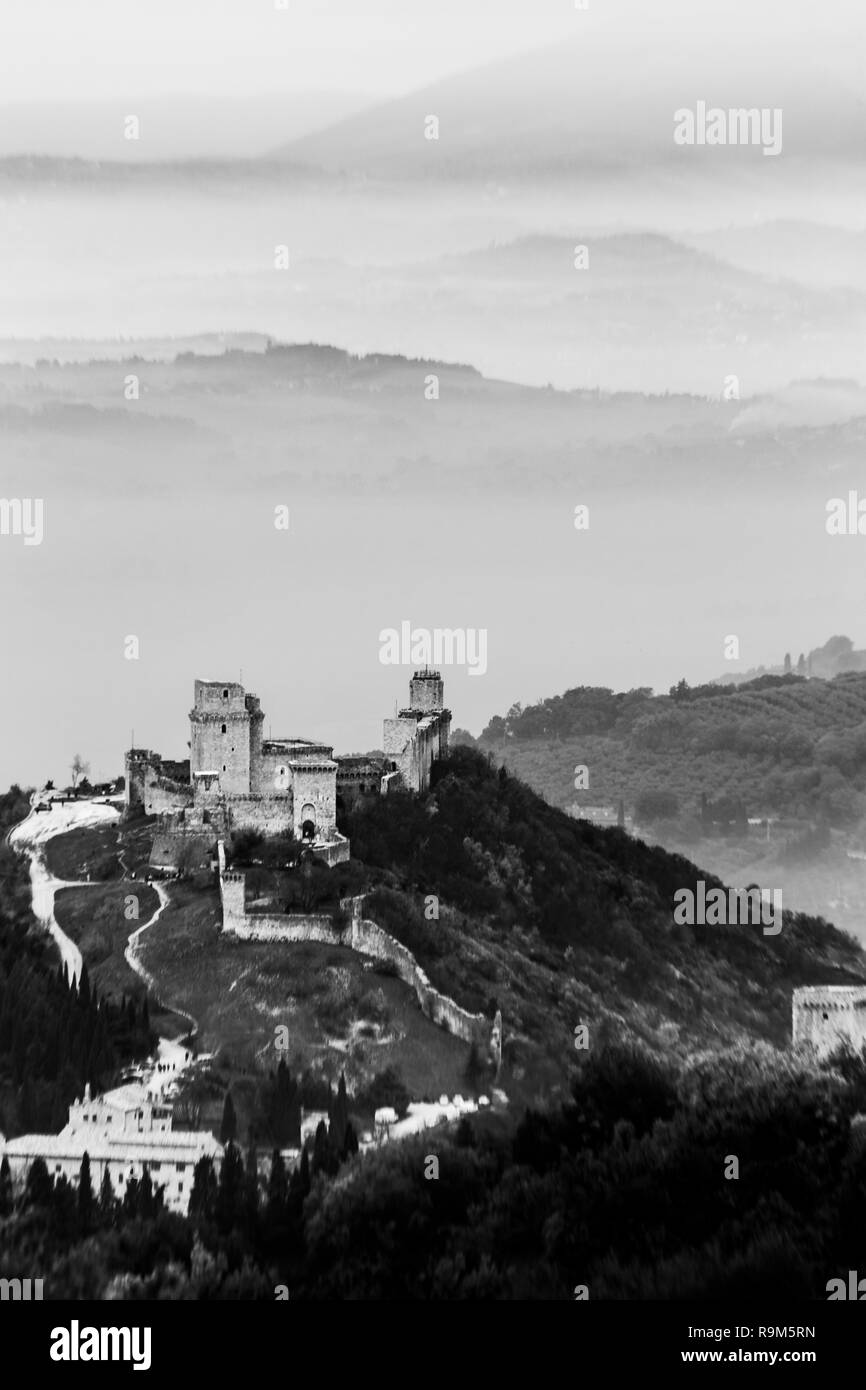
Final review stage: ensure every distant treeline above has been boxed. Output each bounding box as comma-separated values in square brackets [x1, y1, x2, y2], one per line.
[455, 669, 866, 828]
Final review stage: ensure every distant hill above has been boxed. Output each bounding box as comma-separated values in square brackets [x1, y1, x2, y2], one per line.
[713, 634, 866, 685]
[271, 27, 866, 177]
[461, 658, 866, 826]
[0, 92, 373, 161]
[455, 666, 866, 943]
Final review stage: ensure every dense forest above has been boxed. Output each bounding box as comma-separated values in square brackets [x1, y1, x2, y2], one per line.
[5, 1037, 866, 1299]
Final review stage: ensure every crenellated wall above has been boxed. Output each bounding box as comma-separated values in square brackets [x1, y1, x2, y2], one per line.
[218, 864, 490, 1046]
[349, 916, 487, 1044]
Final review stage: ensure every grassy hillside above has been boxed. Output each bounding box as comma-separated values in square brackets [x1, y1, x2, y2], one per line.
[53, 883, 159, 1004]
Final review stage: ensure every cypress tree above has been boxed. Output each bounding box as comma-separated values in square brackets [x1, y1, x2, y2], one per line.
[312, 1119, 331, 1178]
[122, 1175, 140, 1218]
[220, 1090, 237, 1144]
[298, 1146, 311, 1196]
[138, 1169, 156, 1220]
[0, 1154, 13, 1216]
[99, 1168, 115, 1221]
[24, 1156, 53, 1209]
[189, 1156, 217, 1224]
[267, 1148, 288, 1219]
[216, 1142, 245, 1234]
[77, 1151, 94, 1231]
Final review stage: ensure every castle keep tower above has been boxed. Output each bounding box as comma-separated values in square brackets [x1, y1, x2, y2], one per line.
[409, 669, 445, 713]
[383, 669, 451, 793]
[189, 680, 263, 797]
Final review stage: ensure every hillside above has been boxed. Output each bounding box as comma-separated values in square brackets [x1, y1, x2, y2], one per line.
[456, 663, 866, 942]
[339, 748, 865, 1089]
[464, 663, 866, 824]
[38, 750, 866, 1116]
[272, 21, 866, 176]
[8, 767, 866, 1300]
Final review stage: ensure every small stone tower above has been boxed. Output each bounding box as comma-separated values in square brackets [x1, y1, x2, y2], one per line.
[792, 984, 866, 1056]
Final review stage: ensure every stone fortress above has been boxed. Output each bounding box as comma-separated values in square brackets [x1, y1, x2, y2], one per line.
[792, 985, 866, 1058]
[124, 668, 501, 1068]
[125, 670, 451, 869]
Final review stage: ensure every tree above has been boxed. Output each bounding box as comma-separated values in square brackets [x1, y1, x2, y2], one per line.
[784, 652, 792, 675]
[296, 1146, 311, 1197]
[220, 1090, 237, 1145]
[267, 1058, 301, 1148]
[137, 1169, 157, 1220]
[70, 754, 90, 789]
[99, 1168, 115, 1221]
[343, 1123, 359, 1159]
[24, 1156, 54, 1208]
[216, 1143, 246, 1234]
[0, 1155, 13, 1216]
[77, 1151, 94, 1231]
[312, 1119, 334, 1178]
[330, 1071, 349, 1151]
[189, 1156, 217, 1224]
[455, 1115, 476, 1148]
[267, 1149, 288, 1219]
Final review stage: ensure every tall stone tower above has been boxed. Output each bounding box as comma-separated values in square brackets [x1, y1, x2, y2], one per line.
[383, 670, 451, 791]
[409, 668, 445, 713]
[189, 680, 263, 797]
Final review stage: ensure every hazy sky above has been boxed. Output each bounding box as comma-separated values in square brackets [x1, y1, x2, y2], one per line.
[4, 0, 862, 105]
[2, 0, 579, 102]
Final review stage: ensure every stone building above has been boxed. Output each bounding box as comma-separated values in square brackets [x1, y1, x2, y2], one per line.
[383, 669, 451, 793]
[125, 678, 349, 865]
[0, 1083, 222, 1214]
[125, 670, 453, 866]
[792, 984, 866, 1057]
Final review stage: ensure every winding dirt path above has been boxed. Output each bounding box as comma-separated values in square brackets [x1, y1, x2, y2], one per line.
[11, 797, 199, 1092]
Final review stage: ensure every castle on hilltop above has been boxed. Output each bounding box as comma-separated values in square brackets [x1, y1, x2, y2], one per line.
[125, 671, 451, 867]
